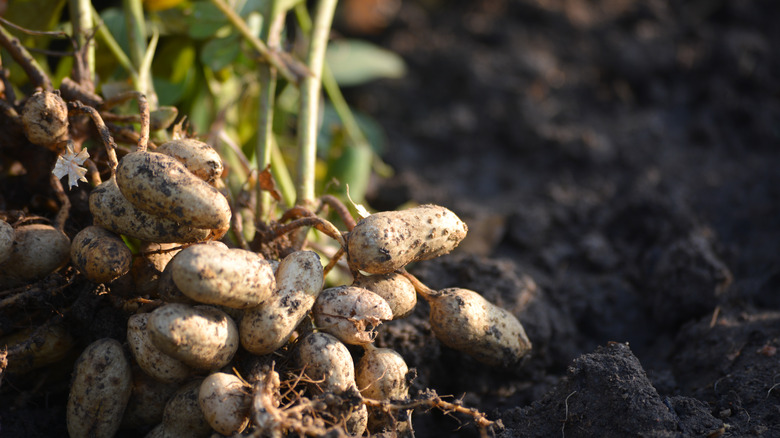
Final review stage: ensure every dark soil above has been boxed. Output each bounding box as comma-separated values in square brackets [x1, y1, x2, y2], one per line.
[350, 0, 780, 436]
[2, 0, 779, 437]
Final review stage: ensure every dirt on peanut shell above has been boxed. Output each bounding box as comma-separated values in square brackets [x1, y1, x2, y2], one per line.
[348, 0, 780, 436]
[1, 0, 779, 437]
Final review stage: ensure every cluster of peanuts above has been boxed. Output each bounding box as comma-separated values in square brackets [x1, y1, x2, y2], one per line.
[1, 91, 532, 437]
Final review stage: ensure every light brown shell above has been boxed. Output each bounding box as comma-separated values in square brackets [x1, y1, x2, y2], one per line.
[297, 332, 356, 394]
[21, 90, 69, 151]
[156, 138, 223, 184]
[90, 176, 212, 243]
[0, 223, 70, 288]
[347, 204, 468, 274]
[313, 286, 393, 345]
[158, 380, 212, 438]
[352, 272, 417, 319]
[66, 338, 132, 438]
[148, 303, 239, 371]
[198, 373, 251, 435]
[126, 313, 193, 383]
[428, 288, 532, 367]
[116, 151, 231, 231]
[356, 347, 411, 433]
[70, 225, 132, 283]
[171, 244, 275, 309]
[240, 251, 324, 355]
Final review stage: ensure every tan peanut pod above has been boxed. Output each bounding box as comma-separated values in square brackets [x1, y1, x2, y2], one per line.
[156, 138, 223, 184]
[156, 380, 212, 438]
[21, 90, 68, 151]
[121, 369, 180, 431]
[0, 219, 13, 265]
[0, 223, 70, 288]
[148, 303, 239, 370]
[67, 338, 132, 438]
[127, 313, 193, 383]
[71, 225, 132, 283]
[1, 324, 74, 373]
[428, 288, 532, 367]
[356, 346, 411, 433]
[157, 242, 227, 304]
[240, 251, 324, 355]
[312, 286, 393, 345]
[116, 151, 231, 231]
[297, 332, 356, 394]
[352, 272, 417, 319]
[198, 372, 251, 435]
[171, 244, 275, 309]
[347, 204, 468, 274]
[90, 176, 212, 243]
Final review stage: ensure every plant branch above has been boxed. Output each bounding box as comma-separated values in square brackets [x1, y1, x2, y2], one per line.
[0, 23, 52, 91]
[295, 0, 337, 209]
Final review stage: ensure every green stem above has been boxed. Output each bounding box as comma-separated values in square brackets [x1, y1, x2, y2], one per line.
[209, 0, 303, 85]
[295, 0, 337, 208]
[91, 6, 139, 86]
[271, 136, 296, 208]
[256, 3, 286, 221]
[122, 0, 146, 68]
[68, 0, 95, 84]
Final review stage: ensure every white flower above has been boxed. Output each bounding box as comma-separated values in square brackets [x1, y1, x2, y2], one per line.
[52, 143, 89, 189]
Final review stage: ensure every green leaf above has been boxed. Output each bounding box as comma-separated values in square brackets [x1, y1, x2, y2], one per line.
[200, 34, 242, 72]
[187, 1, 229, 39]
[326, 39, 406, 86]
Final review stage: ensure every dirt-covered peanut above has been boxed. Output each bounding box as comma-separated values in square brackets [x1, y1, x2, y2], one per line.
[1, 324, 74, 373]
[148, 303, 239, 370]
[121, 370, 180, 431]
[347, 204, 468, 274]
[240, 251, 324, 355]
[156, 138, 223, 184]
[0, 219, 13, 265]
[171, 243, 275, 309]
[116, 151, 231, 231]
[199, 372, 251, 435]
[297, 332, 356, 394]
[90, 176, 212, 243]
[352, 272, 417, 319]
[356, 346, 411, 433]
[21, 90, 68, 151]
[0, 223, 70, 288]
[428, 288, 532, 367]
[71, 225, 132, 283]
[156, 379, 212, 438]
[67, 338, 132, 438]
[127, 313, 193, 383]
[313, 286, 393, 345]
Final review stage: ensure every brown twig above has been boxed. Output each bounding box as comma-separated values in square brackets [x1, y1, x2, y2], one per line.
[50, 174, 70, 231]
[67, 101, 118, 172]
[0, 23, 52, 91]
[83, 158, 102, 186]
[273, 216, 345, 248]
[400, 269, 437, 300]
[322, 246, 346, 277]
[318, 195, 357, 231]
[100, 91, 149, 152]
[363, 389, 495, 431]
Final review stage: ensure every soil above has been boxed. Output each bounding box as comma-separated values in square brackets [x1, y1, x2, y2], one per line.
[1, 0, 779, 437]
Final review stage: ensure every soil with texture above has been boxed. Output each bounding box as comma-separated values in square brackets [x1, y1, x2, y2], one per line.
[2, 0, 779, 437]
[348, 0, 780, 436]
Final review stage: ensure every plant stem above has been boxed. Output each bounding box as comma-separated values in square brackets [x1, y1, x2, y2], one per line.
[122, 0, 158, 108]
[295, 0, 337, 209]
[68, 0, 95, 86]
[271, 136, 296, 208]
[91, 6, 139, 86]
[0, 23, 52, 90]
[256, 3, 286, 222]
[209, 0, 303, 85]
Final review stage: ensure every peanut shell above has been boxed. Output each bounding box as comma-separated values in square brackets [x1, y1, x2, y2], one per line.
[71, 225, 132, 283]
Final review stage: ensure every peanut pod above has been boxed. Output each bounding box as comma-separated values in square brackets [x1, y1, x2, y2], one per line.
[0, 223, 70, 288]
[71, 225, 132, 283]
[170, 243, 275, 309]
[428, 288, 532, 367]
[155, 138, 223, 184]
[116, 151, 231, 231]
[240, 251, 324, 355]
[90, 176, 212, 243]
[352, 272, 417, 319]
[347, 204, 468, 274]
[127, 313, 193, 383]
[198, 372, 251, 435]
[312, 286, 393, 345]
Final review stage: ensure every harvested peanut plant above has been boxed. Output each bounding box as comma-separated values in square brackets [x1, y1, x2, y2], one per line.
[0, 2, 532, 437]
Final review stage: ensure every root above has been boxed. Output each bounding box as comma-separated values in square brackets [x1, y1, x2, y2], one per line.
[67, 101, 118, 173]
